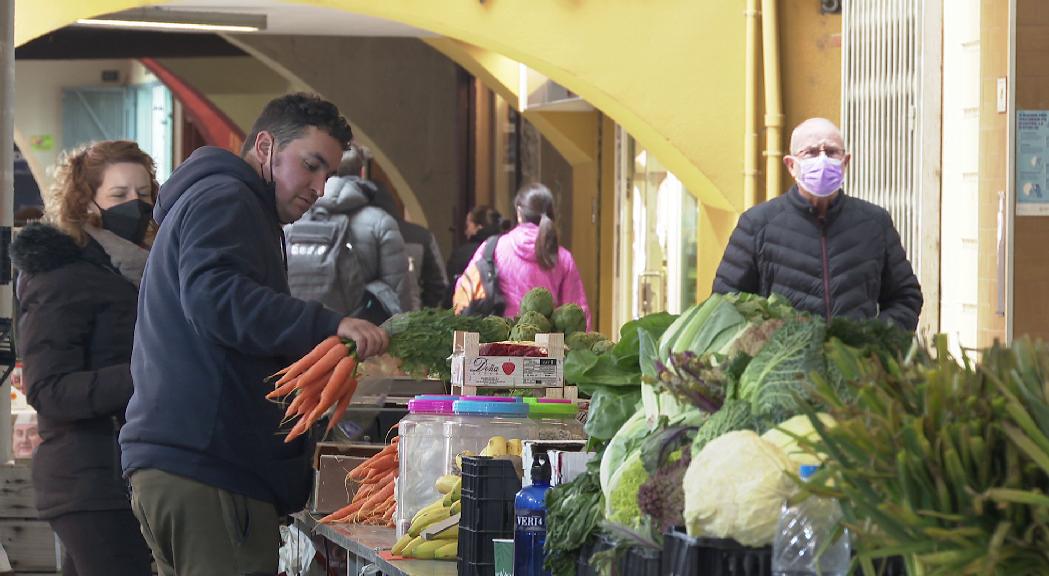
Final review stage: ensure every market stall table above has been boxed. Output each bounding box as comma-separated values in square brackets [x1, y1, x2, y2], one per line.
[293, 512, 458, 576]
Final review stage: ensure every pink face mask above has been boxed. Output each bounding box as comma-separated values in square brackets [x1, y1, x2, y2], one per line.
[794, 152, 844, 198]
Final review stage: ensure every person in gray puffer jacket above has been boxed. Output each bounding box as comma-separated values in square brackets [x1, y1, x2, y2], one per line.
[713, 117, 923, 331]
[286, 146, 410, 320]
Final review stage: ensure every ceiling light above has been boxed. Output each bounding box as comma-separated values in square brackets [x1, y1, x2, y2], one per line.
[75, 8, 266, 33]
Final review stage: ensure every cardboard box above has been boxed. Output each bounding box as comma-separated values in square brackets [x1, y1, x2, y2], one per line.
[450, 331, 565, 388]
[310, 442, 384, 514]
[520, 440, 586, 486]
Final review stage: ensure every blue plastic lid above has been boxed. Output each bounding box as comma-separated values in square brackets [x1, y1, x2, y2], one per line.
[453, 399, 531, 417]
[799, 465, 819, 480]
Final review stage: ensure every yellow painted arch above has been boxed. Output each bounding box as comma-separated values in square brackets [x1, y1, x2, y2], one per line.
[16, 0, 745, 215]
[219, 35, 428, 226]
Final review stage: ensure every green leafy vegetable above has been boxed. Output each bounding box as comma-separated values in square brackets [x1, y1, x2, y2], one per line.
[691, 399, 756, 456]
[545, 455, 605, 576]
[738, 316, 827, 421]
[381, 309, 508, 379]
[585, 386, 642, 441]
[611, 312, 678, 371]
[564, 349, 641, 391]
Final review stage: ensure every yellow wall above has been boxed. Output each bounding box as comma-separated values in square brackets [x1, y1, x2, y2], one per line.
[780, 5, 843, 147]
[978, 0, 1009, 347]
[158, 57, 293, 133]
[16, 0, 747, 216]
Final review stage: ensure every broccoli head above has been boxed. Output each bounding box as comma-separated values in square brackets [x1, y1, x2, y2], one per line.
[637, 453, 691, 533]
[566, 331, 608, 352]
[517, 310, 552, 334]
[509, 323, 542, 342]
[551, 303, 587, 335]
[520, 288, 555, 318]
[591, 339, 614, 355]
[478, 315, 513, 342]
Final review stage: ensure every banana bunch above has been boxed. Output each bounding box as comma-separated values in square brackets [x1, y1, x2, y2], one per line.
[391, 473, 462, 561]
[453, 436, 522, 470]
[479, 436, 523, 458]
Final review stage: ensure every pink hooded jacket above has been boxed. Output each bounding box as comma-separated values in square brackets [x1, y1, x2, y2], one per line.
[457, 223, 591, 329]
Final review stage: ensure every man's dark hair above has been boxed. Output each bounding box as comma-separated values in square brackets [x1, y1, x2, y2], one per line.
[240, 93, 353, 157]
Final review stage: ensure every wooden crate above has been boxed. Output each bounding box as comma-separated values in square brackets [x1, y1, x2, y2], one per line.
[0, 464, 59, 574]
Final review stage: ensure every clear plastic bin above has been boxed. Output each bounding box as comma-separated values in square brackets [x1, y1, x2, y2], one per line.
[525, 398, 585, 440]
[445, 400, 539, 475]
[396, 396, 458, 537]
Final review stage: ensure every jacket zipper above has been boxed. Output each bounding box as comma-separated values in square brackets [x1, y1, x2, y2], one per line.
[819, 221, 832, 322]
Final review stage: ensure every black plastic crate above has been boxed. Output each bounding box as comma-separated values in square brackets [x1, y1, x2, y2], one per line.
[576, 535, 661, 576]
[662, 530, 771, 576]
[862, 555, 907, 576]
[456, 525, 508, 576]
[458, 457, 520, 576]
[575, 537, 609, 576]
[622, 544, 662, 576]
[459, 456, 521, 532]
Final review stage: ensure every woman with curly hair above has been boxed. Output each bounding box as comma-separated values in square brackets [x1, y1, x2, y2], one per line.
[11, 140, 156, 575]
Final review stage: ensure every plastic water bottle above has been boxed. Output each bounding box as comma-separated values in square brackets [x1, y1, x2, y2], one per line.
[514, 453, 552, 576]
[772, 465, 851, 576]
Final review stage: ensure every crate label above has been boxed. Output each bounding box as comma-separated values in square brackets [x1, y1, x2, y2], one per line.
[452, 354, 563, 388]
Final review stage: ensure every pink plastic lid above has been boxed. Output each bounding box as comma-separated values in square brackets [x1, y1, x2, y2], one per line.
[408, 398, 456, 415]
[458, 395, 521, 403]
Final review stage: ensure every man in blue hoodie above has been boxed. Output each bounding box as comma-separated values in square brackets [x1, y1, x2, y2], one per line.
[120, 93, 389, 575]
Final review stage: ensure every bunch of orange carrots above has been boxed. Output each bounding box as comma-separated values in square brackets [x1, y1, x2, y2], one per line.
[266, 335, 360, 443]
[319, 438, 399, 525]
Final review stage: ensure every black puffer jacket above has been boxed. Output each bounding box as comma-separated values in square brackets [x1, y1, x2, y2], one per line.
[12, 224, 139, 519]
[713, 186, 923, 331]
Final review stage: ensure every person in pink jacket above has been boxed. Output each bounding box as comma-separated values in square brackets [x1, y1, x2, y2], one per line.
[453, 182, 591, 329]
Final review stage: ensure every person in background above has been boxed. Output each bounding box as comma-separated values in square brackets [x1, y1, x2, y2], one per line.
[712, 117, 923, 330]
[12, 413, 42, 460]
[286, 144, 410, 323]
[444, 205, 506, 307]
[370, 181, 448, 309]
[453, 182, 591, 328]
[120, 93, 388, 575]
[11, 140, 157, 575]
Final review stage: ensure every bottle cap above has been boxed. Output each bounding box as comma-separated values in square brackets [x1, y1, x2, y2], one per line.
[799, 464, 819, 480]
[531, 452, 551, 484]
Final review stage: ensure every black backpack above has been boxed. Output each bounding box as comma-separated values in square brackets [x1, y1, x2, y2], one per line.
[461, 234, 505, 317]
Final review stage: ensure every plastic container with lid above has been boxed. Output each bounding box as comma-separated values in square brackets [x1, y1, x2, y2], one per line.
[445, 400, 539, 475]
[526, 399, 585, 440]
[396, 396, 458, 537]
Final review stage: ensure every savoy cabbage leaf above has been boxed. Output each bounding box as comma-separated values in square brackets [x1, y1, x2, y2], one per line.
[738, 316, 827, 421]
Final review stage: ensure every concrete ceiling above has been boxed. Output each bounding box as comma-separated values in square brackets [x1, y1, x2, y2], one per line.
[156, 0, 432, 37]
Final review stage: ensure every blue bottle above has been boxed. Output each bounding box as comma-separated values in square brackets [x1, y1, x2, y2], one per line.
[514, 453, 552, 576]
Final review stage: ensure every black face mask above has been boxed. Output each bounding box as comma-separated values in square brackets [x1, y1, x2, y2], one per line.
[96, 199, 152, 245]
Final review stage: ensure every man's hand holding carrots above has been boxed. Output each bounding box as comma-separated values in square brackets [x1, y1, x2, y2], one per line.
[337, 317, 389, 359]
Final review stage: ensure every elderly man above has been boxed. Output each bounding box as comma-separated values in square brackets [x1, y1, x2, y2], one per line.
[713, 117, 923, 331]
